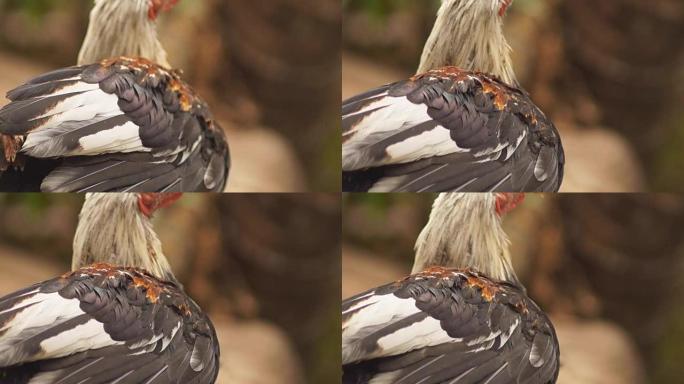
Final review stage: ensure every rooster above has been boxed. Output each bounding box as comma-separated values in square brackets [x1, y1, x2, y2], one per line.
[342, 193, 559, 383]
[342, 0, 564, 192]
[0, 193, 220, 383]
[0, 0, 230, 192]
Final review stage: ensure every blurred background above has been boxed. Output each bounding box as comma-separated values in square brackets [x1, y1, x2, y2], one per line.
[343, 193, 684, 384]
[0, 193, 341, 384]
[0, 0, 341, 192]
[343, 0, 684, 192]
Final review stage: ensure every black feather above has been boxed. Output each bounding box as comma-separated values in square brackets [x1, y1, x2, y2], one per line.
[343, 270, 559, 384]
[0, 266, 220, 384]
[342, 68, 564, 192]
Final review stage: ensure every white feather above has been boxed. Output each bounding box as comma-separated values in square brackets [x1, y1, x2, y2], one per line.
[190, 343, 205, 372]
[534, 151, 550, 181]
[497, 319, 519, 349]
[110, 370, 136, 384]
[385, 126, 463, 163]
[0, 288, 40, 310]
[33, 89, 119, 122]
[27, 371, 63, 384]
[144, 366, 169, 383]
[44, 80, 100, 98]
[21, 90, 124, 158]
[77, 121, 148, 155]
[465, 330, 502, 347]
[0, 293, 85, 365]
[342, 294, 424, 364]
[342, 292, 384, 316]
[39, 319, 123, 358]
[343, 96, 466, 170]
[160, 322, 181, 351]
[504, 130, 526, 161]
[376, 316, 460, 357]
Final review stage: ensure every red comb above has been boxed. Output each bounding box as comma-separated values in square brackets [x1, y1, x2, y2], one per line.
[495, 193, 525, 216]
[499, 0, 513, 17]
[148, 0, 179, 21]
[138, 193, 183, 217]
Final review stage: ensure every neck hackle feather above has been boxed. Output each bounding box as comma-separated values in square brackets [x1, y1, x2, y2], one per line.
[78, 0, 171, 67]
[413, 193, 519, 285]
[72, 193, 175, 282]
[417, 0, 517, 86]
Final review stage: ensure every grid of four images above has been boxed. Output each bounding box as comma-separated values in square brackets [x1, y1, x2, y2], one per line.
[0, 0, 682, 383]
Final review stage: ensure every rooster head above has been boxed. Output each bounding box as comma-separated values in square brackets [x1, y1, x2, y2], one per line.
[138, 193, 183, 217]
[494, 193, 525, 216]
[148, 0, 179, 21]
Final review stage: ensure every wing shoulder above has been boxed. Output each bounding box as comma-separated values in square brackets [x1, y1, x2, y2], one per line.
[0, 264, 219, 383]
[342, 267, 559, 384]
[342, 67, 564, 192]
[0, 56, 229, 192]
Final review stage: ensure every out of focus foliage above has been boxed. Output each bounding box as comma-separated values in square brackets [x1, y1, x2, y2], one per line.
[1, 0, 57, 18]
[0, 194, 81, 265]
[344, 0, 425, 19]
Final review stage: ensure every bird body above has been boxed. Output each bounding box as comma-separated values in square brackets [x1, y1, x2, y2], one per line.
[0, 264, 219, 384]
[0, 0, 230, 192]
[342, 0, 564, 192]
[0, 58, 228, 192]
[343, 68, 563, 192]
[342, 267, 559, 384]
[341, 193, 559, 383]
[0, 193, 220, 383]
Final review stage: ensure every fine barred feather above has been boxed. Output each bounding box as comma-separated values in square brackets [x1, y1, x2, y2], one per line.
[0, 57, 230, 192]
[342, 268, 559, 384]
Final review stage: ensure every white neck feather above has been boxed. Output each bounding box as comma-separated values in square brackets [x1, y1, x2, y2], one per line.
[72, 193, 174, 281]
[78, 0, 170, 67]
[417, 0, 517, 85]
[413, 193, 518, 284]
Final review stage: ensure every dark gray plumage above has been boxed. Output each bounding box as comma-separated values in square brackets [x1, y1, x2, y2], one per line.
[342, 67, 564, 192]
[342, 268, 559, 384]
[0, 57, 230, 192]
[0, 264, 219, 384]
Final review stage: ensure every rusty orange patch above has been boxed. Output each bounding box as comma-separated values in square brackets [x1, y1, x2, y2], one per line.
[67, 263, 166, 303]
[413, 66, 470, 83]
[101, 56, 197, 112]
[168, 77, 195, 112]
[465, 274, 500, 302]
[101, 56, 168, 72]
[132, 275, 161, 303]
[481, 81, 509, 110]
[63, 262, 117, 279]
[416, 266, 456, 279]
[1, 135, 23, 163]
[414, 66, 510, 111]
